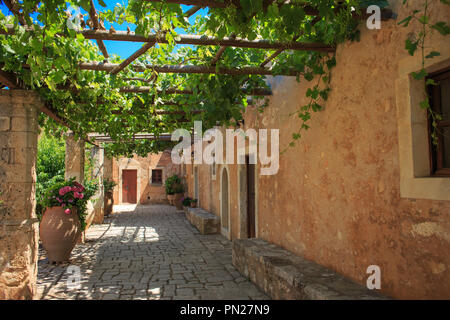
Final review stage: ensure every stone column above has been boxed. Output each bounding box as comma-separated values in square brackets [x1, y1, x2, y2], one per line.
[103, 156, 113, 180]
[0, 90, 39, 300]
[64, 132, 84, 184]
[90, 146, 104, 224]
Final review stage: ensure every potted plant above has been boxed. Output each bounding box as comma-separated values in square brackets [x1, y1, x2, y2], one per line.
[103, 178, 116, 217]
[165, 174, 182, 206]
[182, 197, 192, 207]
[39, 178, 96, 263]
[173, 181, 185, 210]
[190, 199, 198, 208]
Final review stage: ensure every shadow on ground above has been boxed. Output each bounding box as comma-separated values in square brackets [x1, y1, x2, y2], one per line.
[37, 204, 268, 300]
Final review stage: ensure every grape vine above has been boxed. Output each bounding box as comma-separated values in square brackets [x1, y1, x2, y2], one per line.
[0, 0, 388, 156]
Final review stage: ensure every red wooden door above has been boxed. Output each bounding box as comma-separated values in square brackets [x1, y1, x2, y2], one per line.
[122, 169, 137, 204]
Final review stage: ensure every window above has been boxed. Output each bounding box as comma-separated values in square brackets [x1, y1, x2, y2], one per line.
[151, 169, 163, 184]
[427, 68, 450, 176]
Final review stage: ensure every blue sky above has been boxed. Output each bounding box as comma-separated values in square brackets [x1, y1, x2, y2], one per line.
[0, 1, 207, 58]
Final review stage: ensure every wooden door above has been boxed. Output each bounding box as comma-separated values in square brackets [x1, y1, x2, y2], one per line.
[246, 157, 256, 238]
[122, 169, 137, 204]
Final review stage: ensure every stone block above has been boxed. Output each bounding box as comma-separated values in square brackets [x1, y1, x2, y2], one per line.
[232, 239, 390, 300]
[0, 90, 39, 300]
[0, 117, 10, 131]
[185, 207, 220, 235]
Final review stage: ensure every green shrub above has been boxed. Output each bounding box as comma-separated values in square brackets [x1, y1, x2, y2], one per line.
[165, 174, 184, 195]
[36, 133, 65, 219]
[182, 197, 192, 206]
[103, 178, 117, 194]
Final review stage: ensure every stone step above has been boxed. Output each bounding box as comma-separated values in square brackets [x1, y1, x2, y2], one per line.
[184, 207, 220, 235]
[232, 238, 390, 300]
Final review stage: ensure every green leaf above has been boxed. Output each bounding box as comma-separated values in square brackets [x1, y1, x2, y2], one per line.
[412, 69, 427, 80]
[431, 21, 450, 35]
[398, 16, 412, 27]
[405, 38, 419, 56]
[419, 99, 430, 109]
[425, 51, 441, 59]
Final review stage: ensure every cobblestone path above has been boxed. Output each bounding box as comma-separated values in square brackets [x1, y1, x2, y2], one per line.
[37, 204, 268, 300]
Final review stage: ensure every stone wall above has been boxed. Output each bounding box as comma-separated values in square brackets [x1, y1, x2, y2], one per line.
[112, 150, 181, 204]
[89, 146, 104, 224]
[0, 90, 40, 299]
[186, 0, 450, 299]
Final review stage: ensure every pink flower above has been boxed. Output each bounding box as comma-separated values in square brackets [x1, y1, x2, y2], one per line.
[56, 197, 63, 203]
[73, 182, 85, 192]
[68, 199, 73, 203]
[59, 186, 72, 196]
[64, 208, 71, 214]
[74, 192, 84, 199]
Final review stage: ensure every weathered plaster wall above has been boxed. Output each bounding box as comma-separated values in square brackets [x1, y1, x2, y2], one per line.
[187, 1, 450, 299]
[112, 151, 181, 204]
[0, 91, 39, 299]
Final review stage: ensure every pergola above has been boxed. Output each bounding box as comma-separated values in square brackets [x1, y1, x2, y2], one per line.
[0, 0, 394, 145]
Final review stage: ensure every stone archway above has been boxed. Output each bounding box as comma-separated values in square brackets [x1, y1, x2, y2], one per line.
[220, 166, 230, 239]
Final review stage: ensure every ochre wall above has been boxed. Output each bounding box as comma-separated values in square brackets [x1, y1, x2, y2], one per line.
[112, 150, 181, 204]
[187, 1, 450, 299]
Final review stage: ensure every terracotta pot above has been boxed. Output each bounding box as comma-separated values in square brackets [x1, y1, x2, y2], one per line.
[39, 206, 81, 263]
[174, 193, 183, 210]
[104, 191, 113, 216]
[190, 202, 197, 208]
[167, 194, 175, 205]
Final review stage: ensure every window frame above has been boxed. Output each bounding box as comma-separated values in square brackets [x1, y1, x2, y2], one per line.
[151, 168, 163, 185]
[427, 67, 450, 176]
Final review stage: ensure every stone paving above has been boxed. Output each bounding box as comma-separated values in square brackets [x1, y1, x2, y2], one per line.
[37, 204, 269, 300]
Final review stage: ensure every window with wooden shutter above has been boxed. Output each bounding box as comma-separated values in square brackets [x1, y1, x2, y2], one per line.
[427, 68, 450, 176]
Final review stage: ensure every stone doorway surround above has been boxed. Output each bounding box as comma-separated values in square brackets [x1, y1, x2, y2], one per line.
[118, 159, 141, 204]
[219, 165, 231, 240]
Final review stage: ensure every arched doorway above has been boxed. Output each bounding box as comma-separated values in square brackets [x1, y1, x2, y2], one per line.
[220, 167, 230, 238]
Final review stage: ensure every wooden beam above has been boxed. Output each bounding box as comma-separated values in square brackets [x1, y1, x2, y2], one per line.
[118, 85, 272, 96]
[79, 62, 300, 76]
[210, 33, 235, 66]
[0, 69, 21, 89]
[89, 133, 177, 142]
[1, 25, 335, 52]
[185, 6, 201, 17]
[110, 41, 155, 75]
[79, 30, 335, 51]
[111, 109, 203, 115]
[3, 0, 27, 26]
[88, 0, 109, 58]
[144, 0, 227, 8]
[119, 86, 195, 95]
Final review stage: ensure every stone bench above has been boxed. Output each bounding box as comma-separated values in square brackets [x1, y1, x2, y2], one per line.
[232, 238, 389, 300]
[185, 207, 220, 235]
